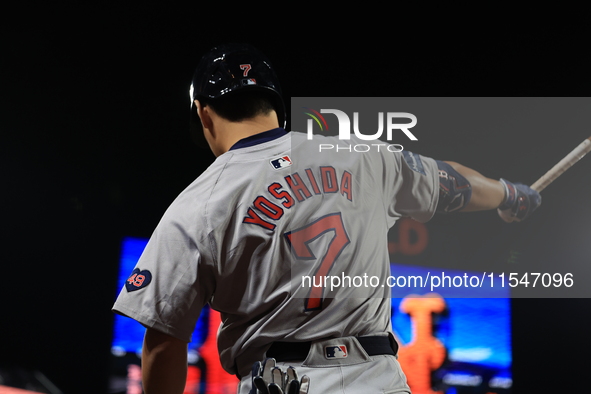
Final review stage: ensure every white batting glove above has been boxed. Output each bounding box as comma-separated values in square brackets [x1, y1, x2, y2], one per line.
[251, 358, 311, 394]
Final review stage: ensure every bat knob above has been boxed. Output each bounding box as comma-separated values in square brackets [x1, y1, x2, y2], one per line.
[497, 208, 517, 223]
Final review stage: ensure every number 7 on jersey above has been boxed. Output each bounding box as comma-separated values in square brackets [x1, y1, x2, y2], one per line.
[285, 213, 350, 311]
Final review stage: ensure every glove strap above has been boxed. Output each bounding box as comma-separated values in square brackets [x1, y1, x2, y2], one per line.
[498, 178, 517, 210]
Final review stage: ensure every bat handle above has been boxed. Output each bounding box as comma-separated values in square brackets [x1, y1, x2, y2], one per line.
[530, 137, 591, 192]
[498, 137, 591, 222]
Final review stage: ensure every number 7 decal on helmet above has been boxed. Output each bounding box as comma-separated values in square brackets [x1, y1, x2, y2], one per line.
[284, 212, 350, 311]
[240, 64, 252, 76]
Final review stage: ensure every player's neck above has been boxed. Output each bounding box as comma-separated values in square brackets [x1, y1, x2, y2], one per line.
[211, 113, 280, 156]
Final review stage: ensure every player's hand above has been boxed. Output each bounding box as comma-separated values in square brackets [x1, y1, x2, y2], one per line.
[497, 178, 542, 222]
[250, 358, 310, 394]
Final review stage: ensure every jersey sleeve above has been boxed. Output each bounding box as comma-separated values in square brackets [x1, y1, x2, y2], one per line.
[112, 210, 213, 343]
[383, 150, 440, 225]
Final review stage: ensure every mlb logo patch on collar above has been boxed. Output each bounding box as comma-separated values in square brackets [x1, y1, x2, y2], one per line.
[325, 345, 347, 359]
[270, 155, 292, 170]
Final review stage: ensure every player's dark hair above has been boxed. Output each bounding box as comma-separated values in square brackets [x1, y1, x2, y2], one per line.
[200, 90, 277, 123]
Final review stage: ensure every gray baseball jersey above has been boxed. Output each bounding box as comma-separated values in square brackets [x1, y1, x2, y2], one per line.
[112, 127, 439, 379]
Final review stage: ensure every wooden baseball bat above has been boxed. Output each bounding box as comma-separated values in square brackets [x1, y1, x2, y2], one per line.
[529, 137, 591, 192]
[498, 137, 591, 222]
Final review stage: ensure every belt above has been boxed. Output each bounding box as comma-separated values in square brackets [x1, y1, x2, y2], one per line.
[266, 335, 398, 362]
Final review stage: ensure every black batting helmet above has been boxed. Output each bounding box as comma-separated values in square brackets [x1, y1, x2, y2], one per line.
[189, 43, 286, 147]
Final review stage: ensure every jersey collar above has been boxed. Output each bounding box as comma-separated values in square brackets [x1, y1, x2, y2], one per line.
[229, 128, 288, 151]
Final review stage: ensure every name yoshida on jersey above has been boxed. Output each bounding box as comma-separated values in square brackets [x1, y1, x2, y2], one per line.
[242, 163, 353, 231]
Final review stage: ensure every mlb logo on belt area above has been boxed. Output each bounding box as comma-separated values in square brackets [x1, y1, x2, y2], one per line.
[325, 345, 347, 359]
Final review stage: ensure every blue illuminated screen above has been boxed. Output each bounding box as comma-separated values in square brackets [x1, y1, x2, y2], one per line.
[111, 237, 511, 394]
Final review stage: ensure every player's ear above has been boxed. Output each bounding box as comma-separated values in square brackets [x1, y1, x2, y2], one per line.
[195, 100, 214, 131]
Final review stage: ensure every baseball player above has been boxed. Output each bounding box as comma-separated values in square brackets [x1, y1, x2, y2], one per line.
[112, 43, 541, 394]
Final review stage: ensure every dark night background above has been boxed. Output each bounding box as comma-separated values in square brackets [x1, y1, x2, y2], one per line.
[2, 5, 590, 393]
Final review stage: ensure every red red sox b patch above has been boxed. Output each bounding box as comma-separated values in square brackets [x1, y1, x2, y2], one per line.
[125, 268, 152, 292]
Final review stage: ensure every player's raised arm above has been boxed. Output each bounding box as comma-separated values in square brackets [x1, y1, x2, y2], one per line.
[141, 327, 188, 394]
[436, 160, 541, 221]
